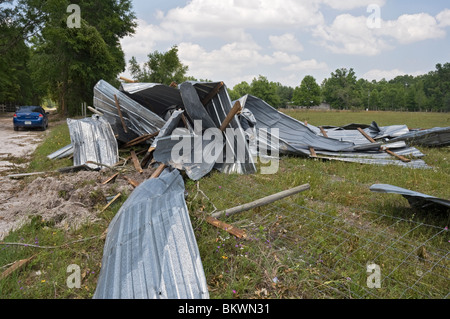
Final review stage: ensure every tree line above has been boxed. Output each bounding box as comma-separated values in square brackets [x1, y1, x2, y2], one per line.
[1, 1, 449, 115]
[228, 64, 450, 112]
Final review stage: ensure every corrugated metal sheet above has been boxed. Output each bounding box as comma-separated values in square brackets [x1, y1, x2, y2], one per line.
[370, 184, 450, 210]
[47, 143, 73, 160]
[390, 127, 450, 147]
[67, 115, 119, 170]
[94, 169, 209, 299]
[238, 94, 358, 155]
[120, 82, 183, 120]
[93, 80, 166, 142]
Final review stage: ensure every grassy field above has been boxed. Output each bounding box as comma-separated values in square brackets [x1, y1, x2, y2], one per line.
[0, 110, 448, 299]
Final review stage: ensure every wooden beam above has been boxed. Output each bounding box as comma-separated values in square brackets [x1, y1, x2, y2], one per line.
[140, 146, 156, 168]
[150, 163, 166, 179]
[101, 193, 121, 213]
[130, 150, 143, 174]
[123, 176, 140, 188]
[121, 132, 159, 149]
[1, 256, 35, 279]
[114, 94, 128, 133]
[319, 126, 328, 138]
[120, 76, 135, 83]
[205, 216, 247, 239]
[357, 127, 376, 143]
[358, 127, 411, 163]
[309, 147, 317, 158]
[219, 101, 242, 132]
[102, 172, 119, 185]
[212, 184, 311, 219]
[201, 81, 224, 106]
[88, 106, 103, 116]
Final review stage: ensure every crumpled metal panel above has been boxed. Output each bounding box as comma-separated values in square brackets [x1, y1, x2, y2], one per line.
[191, 82, 256, 175]
[370, 184, 450, 210]
[93, 80, 166, 142]
[67, 115, 119, 169]
[239, 95, 357, 155]
[120, 82, 183, 120]
[153, 131, 224, 181]
[94, 169, 209, 299]
[319, 156, 430, 169]
[47, 143, 74, 160]
[390, 127, 450, 147]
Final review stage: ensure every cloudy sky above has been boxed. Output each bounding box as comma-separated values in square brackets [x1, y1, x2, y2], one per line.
[120, 0, 450, 88]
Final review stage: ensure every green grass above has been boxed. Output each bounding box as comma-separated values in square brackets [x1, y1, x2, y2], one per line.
[26, 123, 72, 173]
[0, 111, 448, 299]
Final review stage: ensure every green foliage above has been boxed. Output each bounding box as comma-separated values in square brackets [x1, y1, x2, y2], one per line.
[1, 0, 136, 116]
[292, 75, 321, 107]
[128, 46, 189, 85]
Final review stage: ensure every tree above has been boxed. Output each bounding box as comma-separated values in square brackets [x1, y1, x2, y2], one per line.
[228, 81, 251, 101]
[27, 0, 136, 115]
[249, 75, 281, 108]
[322, 68, 359, 109]
[292, 75, 321, 107]
[129, 46, 189, 85]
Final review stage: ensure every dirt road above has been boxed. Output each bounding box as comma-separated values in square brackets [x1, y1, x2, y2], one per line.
[0, 113, 48, 172]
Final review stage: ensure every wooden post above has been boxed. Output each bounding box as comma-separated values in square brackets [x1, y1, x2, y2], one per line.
[114, 94, 128, 133]
[201, 82, 224, 106]
[211, 183, 310, 219]
[219, 101, 242, 132]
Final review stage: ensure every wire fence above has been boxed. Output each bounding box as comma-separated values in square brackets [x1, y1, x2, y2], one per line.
[193, 173, 449, 299]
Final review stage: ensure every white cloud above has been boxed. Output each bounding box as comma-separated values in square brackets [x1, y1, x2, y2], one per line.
[362, 68, 425, 81]
[313, 10, 448, 56]
[158, 0, 325, 41]
[313, 14, 391, 56]
[380, 13, 446, 44]
[321, 0, 386, 11]
[269, 33, 304, 52]
[436, 9, 450, 27]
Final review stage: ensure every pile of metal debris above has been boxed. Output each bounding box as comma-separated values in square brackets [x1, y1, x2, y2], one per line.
[44, 79, 449, 299]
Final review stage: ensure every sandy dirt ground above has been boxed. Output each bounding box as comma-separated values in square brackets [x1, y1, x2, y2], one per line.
[0, 113, 153, 240]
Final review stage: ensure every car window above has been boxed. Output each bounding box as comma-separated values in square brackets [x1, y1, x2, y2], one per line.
[18, 106, 43, 113]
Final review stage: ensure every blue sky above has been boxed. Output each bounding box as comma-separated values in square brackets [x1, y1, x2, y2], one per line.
[120, 0, 450, 88]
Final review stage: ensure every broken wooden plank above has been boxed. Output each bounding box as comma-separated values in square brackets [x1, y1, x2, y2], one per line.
[102, 172, 119, 185]
[201, 82, 224, 106]
[309, 147, 317, 158]
[150, 163, 166, 179]
[357, 127, 377, 143]
[114, 94, 128, 133]
[212, 183, 311, 219]
[140, 146, 156, 168]
[130, 150, 143, 174]
[120, 76, 135, 83]
[319, 126, 328, 138]
[205, 216, 247, 239]
[1, 255, 35, 280]
[123, 176, 140, 188]
[358, 127, 411, 163]
[219, 101, 242, 132]
[384, 149, 412, 163]
[121, 132, 159, 149]
[101, 193, 121, 213]
[88, 106, 103, 116]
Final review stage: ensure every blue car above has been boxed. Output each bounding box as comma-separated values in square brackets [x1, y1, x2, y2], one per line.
[13, 106, 49, 131]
